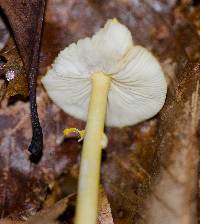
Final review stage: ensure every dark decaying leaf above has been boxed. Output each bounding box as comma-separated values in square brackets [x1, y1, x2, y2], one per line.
[0, 0, 46, 158]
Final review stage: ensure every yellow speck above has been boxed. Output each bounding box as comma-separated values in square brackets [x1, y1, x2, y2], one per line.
[63, 128, 85, 142]
[63, 128, 108, 148]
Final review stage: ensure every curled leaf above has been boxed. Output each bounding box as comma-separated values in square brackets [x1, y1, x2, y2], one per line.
[0, 0, 45, 159]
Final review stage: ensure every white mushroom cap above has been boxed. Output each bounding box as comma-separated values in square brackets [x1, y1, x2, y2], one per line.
[42, 19, 167, 127]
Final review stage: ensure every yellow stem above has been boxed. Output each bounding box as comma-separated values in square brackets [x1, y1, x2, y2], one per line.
[75, 72, 111, 224]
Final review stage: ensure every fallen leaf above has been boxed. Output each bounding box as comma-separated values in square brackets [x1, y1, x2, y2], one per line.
[0, 188, 113, 224]
[98, 187, 114, 224]
[0, 194, 75, 224]
[0, 0, 46, 158]
[28, 195, 75, 224]
[143, 63, 200, 224]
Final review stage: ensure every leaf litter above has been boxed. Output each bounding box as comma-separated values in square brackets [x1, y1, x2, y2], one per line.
[0, 0, 200, 223]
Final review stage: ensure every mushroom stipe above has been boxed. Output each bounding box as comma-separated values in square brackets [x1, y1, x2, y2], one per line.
[42, 19, 167, 224]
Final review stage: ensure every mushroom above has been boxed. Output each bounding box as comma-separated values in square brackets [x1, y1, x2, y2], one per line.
[42, 19, 167, 224]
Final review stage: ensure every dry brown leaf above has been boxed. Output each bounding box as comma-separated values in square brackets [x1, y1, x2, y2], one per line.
[98, 187, 114, 224]
[0, 194, 75, 224]
[0, 38, 28, 97]
[142, 63, 200, 224]
[28, 195, 74, 224]
[0, 188, 113, 224]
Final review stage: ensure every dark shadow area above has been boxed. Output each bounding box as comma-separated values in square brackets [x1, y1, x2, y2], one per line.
[7, 94, 29, 105]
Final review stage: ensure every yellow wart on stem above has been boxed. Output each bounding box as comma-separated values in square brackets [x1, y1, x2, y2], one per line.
[63, 128, 85, 142]
[63, 128, 108, 147]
